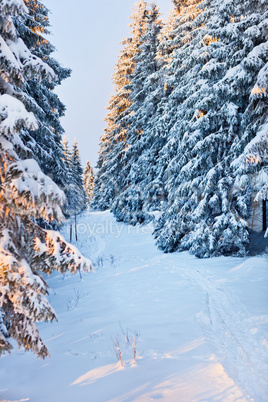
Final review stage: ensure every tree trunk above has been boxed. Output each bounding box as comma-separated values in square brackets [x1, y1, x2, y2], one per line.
[263, 200, 267, 232]
[70, 224, 72, 242]
[75, 213, 78, 241]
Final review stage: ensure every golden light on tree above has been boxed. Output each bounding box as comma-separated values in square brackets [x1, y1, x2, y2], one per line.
[251, 86, 266, 97]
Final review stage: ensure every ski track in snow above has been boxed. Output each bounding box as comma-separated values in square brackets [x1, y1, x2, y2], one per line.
[1, 210, 268, 402]
[145, 257, 268, 401]
[186, 266, 268, 401]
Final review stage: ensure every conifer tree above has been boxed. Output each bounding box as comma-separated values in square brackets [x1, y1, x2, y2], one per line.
[61, 138, 86, 216]
[71, 139, 86, 212]
[113, 0, 203, 226]
[83, 161, 95, 208]
[93, 0, 149, 210]
[232, 65, 268, 235]
[62, 137, 73, 182]
[155, 0, 268, 257]
[61, 137, 74, 215]
[112, 2, 163, 224]
[13, 0, 71, 189]
[0, 0, 92, 358]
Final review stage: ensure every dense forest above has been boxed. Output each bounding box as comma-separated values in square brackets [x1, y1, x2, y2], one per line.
[94, 0, 268, 258]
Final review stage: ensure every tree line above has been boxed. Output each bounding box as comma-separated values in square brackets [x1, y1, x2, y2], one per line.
[93, 0, 268, 258]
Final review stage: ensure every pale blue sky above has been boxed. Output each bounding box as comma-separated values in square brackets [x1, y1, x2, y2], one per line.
[44, 0, 172, 168]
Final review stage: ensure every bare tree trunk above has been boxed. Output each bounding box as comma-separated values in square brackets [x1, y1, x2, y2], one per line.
[75, 212, 78, 241]
[70, 224, 72, 242]
[263, 200, 267, 232]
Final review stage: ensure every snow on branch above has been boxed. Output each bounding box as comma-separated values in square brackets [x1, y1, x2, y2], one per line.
[34, 229, 93, 275]
[0, 35, 24, 85]
[0, 94, 38, 135]
[3, 157, 66, 221]
[250, 62, 268, 100]
[244, 123, 268, 164]
[0, 0, 28, 17]
[8, 38, 55, 83]
[255, 183, 268, 203]
[232, 122, 268, 169]
[8, 314, 50, 358]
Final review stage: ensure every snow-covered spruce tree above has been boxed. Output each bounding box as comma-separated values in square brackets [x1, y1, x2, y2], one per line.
[61, 136, 74, 215]
[62, 138, 85, 216]
[124, 1, 188, 222]
[232, 63, 268, 235]
[156, 0, 183, 67]
[0, 0, 92, 358]
[70, 139, 86, 213]
[152, 0, 206, 252]
[112, 2, 163, 225]
[93, 0, 149, 210]
[62, 136, 72, 177]
[155, 0, 268, 257]
[13, 0, 71, 190]
[129, 0, 191, 219]
[83, 161, 95, 208]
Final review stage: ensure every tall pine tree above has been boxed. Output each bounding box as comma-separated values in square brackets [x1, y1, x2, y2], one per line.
[112, 2, 163, 224]
[71, 139, 86, 213]
[93, 0, 150, 210]
[13, 0, 71, 189]
[83, 161, 95, 208]
[0, 0, 92, 358]
[62, 138, 86, 216]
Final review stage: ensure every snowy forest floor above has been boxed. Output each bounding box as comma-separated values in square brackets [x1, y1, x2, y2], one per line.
[1, 210, 268, 402]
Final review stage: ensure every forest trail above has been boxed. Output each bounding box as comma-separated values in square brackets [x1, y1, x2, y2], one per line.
[1, 210, 268, 402]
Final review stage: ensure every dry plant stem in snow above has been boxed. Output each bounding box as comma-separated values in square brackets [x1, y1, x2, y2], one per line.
[111, 335, 124, 367]
[119, 323, 140, 365]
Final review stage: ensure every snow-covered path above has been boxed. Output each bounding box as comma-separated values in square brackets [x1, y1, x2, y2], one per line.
[1, 211, 268, 402]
